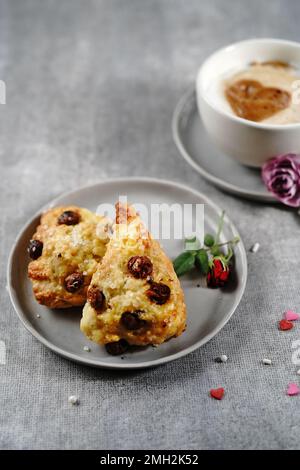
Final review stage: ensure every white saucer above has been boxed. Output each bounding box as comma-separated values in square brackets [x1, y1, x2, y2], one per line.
[172, 87, 277, 203]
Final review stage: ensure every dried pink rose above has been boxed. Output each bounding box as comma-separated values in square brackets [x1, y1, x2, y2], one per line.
[262, 154, 300, 207]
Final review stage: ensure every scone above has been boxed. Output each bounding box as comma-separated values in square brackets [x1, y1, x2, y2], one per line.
[28, 206, 111, 308]
[80, 202, 186, 354]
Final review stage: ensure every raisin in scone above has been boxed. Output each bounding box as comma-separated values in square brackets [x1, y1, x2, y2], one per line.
[28, 206, 111, 308]
[80, 202, 186, 353]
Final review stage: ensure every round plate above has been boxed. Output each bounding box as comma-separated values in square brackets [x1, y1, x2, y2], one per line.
[7, 178, 247, 369]
[173, 87, 277, 203]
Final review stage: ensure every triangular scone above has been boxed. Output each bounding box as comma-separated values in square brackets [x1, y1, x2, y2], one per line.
[80, 203, 186, 352]
[28, 206, 111, 308]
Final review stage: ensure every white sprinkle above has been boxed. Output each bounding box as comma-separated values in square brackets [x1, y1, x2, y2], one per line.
[250, 242, 260, 253]
[68, 395, 79, 405]
[215, 354, 228, 363]
[36, 314, 41, 318]
[83, 346, 90, 352]
[262, 358, 272, 365]
[83, 271, 87, 276]
[297, 369, 300, 376]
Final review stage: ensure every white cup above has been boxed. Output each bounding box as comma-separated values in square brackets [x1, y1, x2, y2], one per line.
[196, 38, 300, 167]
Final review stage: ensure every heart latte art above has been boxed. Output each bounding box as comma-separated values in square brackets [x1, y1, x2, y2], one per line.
[224, 62, 300, 124]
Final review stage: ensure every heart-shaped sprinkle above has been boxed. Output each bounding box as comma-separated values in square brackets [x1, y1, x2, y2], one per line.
[210, 388, 225, 400]
[287, 383, 300, 396]
[279, 319, 294, 331]
[284, 310, 300, 321]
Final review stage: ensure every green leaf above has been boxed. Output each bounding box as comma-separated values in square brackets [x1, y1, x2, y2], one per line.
[204, 233, 215, 247]
[173, 251, 196, 277]
[195, 249, 209, 275]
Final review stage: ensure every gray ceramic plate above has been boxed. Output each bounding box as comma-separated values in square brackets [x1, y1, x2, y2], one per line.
[7, 178, 247, 369]
[173, 87, 277, 203]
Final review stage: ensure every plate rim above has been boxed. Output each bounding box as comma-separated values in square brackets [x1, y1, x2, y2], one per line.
[7, 177, 248, 370]
[172, 86, 277, 203]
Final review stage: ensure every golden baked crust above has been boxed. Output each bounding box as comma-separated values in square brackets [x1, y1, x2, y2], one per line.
[28, 206, 111, 308]
[80, 203, 186, 346]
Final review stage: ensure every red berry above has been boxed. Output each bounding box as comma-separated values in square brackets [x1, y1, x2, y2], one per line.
[279, 319, 294, 331]
[210, 387, 225, 400]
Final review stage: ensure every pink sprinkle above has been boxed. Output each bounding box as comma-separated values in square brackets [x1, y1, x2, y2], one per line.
[287, 383, 300, 396]
[284, 310, 300, 321]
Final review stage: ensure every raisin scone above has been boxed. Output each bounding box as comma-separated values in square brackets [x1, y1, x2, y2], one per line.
[80, 202, 186, 354]
[28, 206, 111, 308]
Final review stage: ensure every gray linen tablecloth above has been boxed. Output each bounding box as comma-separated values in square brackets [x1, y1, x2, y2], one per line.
[1, 0, 300, 450]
